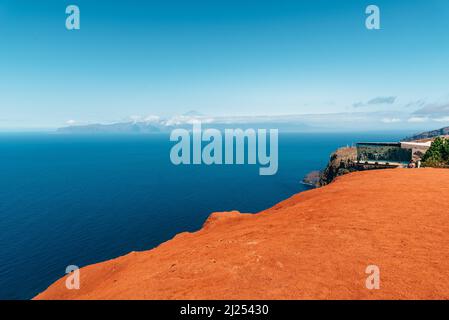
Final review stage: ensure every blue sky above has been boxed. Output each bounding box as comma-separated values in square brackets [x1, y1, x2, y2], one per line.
[0, 0, 449, 130]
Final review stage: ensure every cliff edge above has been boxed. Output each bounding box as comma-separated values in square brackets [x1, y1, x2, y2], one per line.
[35, 169, 449, 300]
[302, 146, 359, 187]
[317, 146, 358, 186]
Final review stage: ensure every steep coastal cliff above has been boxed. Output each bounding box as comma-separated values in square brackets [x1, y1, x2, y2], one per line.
[303, 147, 358, 187]
[317, 147, 358, 186]
[35, 169, 449, 300]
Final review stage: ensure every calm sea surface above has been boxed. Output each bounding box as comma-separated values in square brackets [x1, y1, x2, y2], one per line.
[0, 132, 411, 299]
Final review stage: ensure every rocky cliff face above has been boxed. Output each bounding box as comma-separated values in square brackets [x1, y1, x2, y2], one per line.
[302, 147, 358, 187]
[317, 147, 358, 186]
[35, 169, 449, 300]
[306, 145, 406, 187]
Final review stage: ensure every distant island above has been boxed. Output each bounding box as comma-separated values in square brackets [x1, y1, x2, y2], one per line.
[57, 122, 164, 134]
[56, 114, 310, 134]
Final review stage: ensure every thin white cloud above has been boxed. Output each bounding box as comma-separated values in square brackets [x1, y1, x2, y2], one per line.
[164, 115, 214, 126]
[413, 103, 449, 116]
[381, 118, 401, 123]
[353, 96, 397, 108]
[407, 116, 429, 123]
[403, 99, 426, 110]
[129, 115, 143, 122]
[432, 116, 449, 123]
[144, 115, 160, 123]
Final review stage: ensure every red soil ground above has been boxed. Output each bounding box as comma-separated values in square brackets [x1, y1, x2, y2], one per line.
[35, 169, 449, 300]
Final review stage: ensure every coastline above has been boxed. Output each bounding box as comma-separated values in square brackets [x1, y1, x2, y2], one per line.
[298, 181, 317, 188]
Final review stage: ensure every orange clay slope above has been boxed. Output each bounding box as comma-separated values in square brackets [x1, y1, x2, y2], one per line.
[35, 168, 449, 300]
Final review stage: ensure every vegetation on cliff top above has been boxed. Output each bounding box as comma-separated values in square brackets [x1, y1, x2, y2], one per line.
[422, 137, 449, 167]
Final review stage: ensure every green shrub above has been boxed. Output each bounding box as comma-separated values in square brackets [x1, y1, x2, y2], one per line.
[443, 140, 449, 160]
[422, 137, 449, 167]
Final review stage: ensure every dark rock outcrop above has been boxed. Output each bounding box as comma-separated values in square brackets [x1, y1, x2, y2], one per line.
[317, 147, 358, 186]
[302, 171, 321, 187]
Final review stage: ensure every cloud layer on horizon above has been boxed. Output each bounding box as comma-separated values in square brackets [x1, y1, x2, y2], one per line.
[353, 96, 397, 108]
[413, 103, 449, 117]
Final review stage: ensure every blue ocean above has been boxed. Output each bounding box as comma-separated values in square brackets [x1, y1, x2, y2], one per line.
[0, 132, 411, 299]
